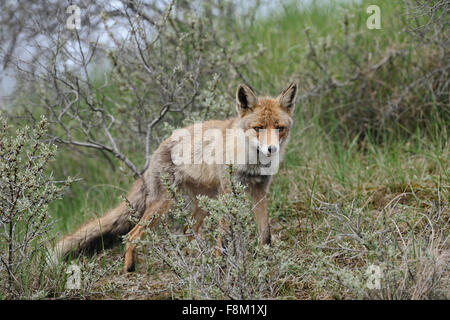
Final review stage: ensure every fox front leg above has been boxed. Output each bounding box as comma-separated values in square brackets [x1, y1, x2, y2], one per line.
[252, 191, 271, 245]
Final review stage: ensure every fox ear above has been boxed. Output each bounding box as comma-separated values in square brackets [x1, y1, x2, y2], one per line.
[236, 84, 257, 116]
[278, 82, 298, 114]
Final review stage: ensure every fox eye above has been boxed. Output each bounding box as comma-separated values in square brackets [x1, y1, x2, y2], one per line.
[253, 126, 263, 132]
[276, 126, 286, 131]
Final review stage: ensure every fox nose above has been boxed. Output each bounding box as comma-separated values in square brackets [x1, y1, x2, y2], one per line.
[267, 145, 278, 154]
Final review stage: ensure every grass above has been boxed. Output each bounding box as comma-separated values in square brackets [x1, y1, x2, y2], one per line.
[242, 0, 399, 87]
[37, 0, 449, 299]
[50, 148, 134, 234]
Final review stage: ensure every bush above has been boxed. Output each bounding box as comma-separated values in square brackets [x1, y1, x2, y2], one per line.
[308, 196, 449, 299]
[0, 115, 71, 298]
[8, 0, 263, 177]
[133, 167, 296, 299]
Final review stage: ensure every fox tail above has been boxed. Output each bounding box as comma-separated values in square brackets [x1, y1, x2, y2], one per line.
[50, 179, 147, 263]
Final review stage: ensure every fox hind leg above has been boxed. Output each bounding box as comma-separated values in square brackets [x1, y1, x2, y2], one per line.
[183, 202, 208, 241]
[123, 198, 172, 272]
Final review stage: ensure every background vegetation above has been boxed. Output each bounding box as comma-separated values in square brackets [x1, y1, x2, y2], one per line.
[0, 0, 448, 299]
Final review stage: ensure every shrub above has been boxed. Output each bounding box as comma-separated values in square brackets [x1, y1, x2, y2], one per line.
[133, 167, 296, 299]
[0, 115, 71, 298]
[310, 197, 449, 299]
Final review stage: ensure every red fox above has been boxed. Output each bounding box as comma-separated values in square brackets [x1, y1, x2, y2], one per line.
[53, 82, 298, 272]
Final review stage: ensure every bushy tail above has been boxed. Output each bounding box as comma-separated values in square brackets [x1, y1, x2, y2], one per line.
[51, 179, 147, 263]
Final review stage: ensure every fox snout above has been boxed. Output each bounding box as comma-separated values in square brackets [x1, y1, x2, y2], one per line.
[257, 143, 279, 156]
[254, 128, 280, 157]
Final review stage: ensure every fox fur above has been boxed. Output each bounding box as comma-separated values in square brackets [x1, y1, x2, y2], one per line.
[53, 82, 298, 272]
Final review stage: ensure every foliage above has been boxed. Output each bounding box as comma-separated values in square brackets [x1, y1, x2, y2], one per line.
[135, 167, 296, 299]
[0, 115, 71, 298]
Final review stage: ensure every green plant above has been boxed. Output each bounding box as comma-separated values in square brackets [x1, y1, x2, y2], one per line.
[0, 115, 72, 298]
[134, 167, 296, 299]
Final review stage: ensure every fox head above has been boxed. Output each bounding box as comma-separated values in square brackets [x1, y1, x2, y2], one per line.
[236, 82, 298, 158]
